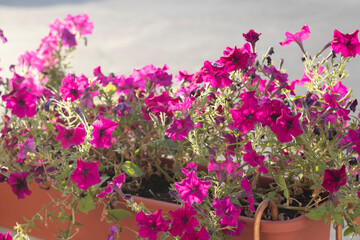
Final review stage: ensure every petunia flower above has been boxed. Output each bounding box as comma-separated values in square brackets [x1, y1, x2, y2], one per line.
[270, 110, 303, 143]
[107, 225, 118, 240]
[242, 142, 268, 174]
[59, 73, 89, 102]
[201, 61, 232, 88]
[181, 226, 210, 240]
[175, 171, 211, 204]
[208, 156, 239, 179]
[97, 173, 125, 198]
[8, 172, 32, 199]
[243, 29, 261, 51]
[17, 134, 35, 160]
[169, 202, 199, 237]
[321, 165, 347, 194]
[2, 88, 37, 119]
[60, 28, 77, 47]
[56, 124, 86, 150]
[0, 232, 13, 240]
[331, 29, 360, 57]
[136, 209, 171, 240]
[181, 162, 198, 175]
[165, 115, 194, 141]
[213, 196, 242, 226]
[90, 114, 118, 149]
[71, 158, 101, 190]
[279, 25, 310, 53]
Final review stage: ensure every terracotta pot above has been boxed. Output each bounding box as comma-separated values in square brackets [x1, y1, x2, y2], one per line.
[0, 180, 331, 240]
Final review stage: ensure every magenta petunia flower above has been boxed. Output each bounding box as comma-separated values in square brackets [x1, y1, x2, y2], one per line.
[70, 158, 101, 190]
[169, 202, 199, 237]
[144, 92, 179, 119]
[59, 73, 89, 102]
[181, 162, 198, 175]
[0, 232, 13, 240]
[132, 64, 173, 87]
[270, 110, 303, 143]
[201, 61, 232, 88]
[243, 29, 261, 47]
[263, 65, 289, 83]
[219, 46, 250, 72]
[165, 115, 194, 141]
[331, 29, 360, 57]
[107, 225, 118, 240]
[2, 88, 37, 119]
[97, 173, 125, 198]
[208, 156, 239, 179]
[136, 209, 171, 240]
[8, 172, 32, 199]
[242, 142, 268, 174]
[230, 91, 266, 133]
[175, 171, 211, 204]
[90, 114, 118, 149]
[279, 25, 310, 53]
[64, 13, 94, 37]
[321, 165, 347, 194]
[17, 134, 34, 160]
[181, 226, 210, 240]
[213, 196, 242, 226]
[56, 124, 86, 150]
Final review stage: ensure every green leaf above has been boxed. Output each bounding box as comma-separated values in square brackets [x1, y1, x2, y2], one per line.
[276, 176, 289, 200]
[107, 209, 133, 220]
[162, 139, 178, 150]
[305, 209, 325, 220]
[122, 161, 144, 177]
[333, 213, 344, 227]
[78, 194, 96, 213]
[344, 226, 354, 236]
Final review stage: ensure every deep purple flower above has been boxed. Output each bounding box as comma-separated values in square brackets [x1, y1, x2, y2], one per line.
[331, 29, 360, 57]
[56, 124, 86, 150]
[60, 28, 77, 47]
[175, 171, 211, 204]
[71, 158, 101, 190]
[136, 209, 171, 240]
[169, 202, 199, 236]
[17, 134, 34, 160]
[322, 165, 347, 194]
[107, 225, 118, 240]
[97, 173, 125, 198]
[90, 114, 118, 149]
[181, 226, 210, 240]
[113, 101, 131, 118]
[165, 115, 194, 141]
[8, 172, 32, 199]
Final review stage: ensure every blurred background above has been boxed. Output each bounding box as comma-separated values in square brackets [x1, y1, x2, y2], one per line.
[0, 0, 360, 239]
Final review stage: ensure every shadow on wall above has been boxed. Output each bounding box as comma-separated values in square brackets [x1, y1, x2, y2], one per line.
[0, 0, 97, 7]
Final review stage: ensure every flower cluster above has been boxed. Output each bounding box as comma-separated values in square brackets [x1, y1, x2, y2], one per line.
[1, 14, 360, 240]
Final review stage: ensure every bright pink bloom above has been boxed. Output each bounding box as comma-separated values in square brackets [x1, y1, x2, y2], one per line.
[242, 142, 268, 174]
[132, 64, 172, 87]
[90, 114, 118, 149]
[219, 46, 250, 72]
[222, 132, 243, 156]
[59, 74, 89, 102]
[322, 165, 347, 194]
[8, 172, 32, 199]
[243, 29, 261, 47]
[136, 209, 171, 240]
[0, 232, 13, 240]
[270, 110, 303, 142]
[56, 124, 86, 150]
[18, 51, 45, 72]
[2, 88, 37, 119]
[181, 226, 210, 240]
[201, 61, 232, 88]
[331, 29, 360, 57]
[165, 115, 194, 141]
[279, 25, 310, 52]
[208, 156, 239, 178]
[93, 66, 113, 86]
[213, 196, 242, 226]
[64, 13, 94, 37]
[169, 202, 199, 236]
[230, 91, 266, 133]
[241, 178, 252, 193]
[263, 65, 288, 83]
[175, 171, 211, 204]
[181, 162, 198, 176]
[17, 135, 34, 160]
[144, 92, 179, 119]
[97, 173, 125, 198]
[71, 158, 101, 190]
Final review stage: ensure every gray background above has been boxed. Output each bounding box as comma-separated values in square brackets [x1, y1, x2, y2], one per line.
[1, 0, 360, 239]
